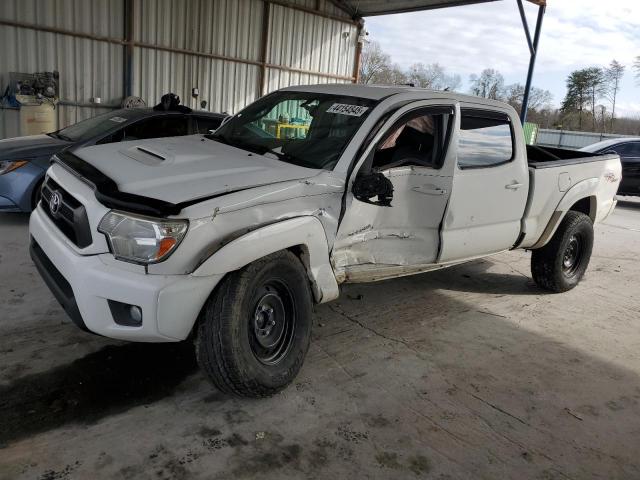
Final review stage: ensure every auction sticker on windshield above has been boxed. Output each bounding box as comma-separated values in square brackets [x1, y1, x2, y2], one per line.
[109, 116, 127, 123]
[327, 104, 369, 117]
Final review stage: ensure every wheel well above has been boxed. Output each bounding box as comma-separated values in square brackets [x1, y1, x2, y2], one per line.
[190, 246, 315, 341]
[286, 245, 322, 303]
[568, 196, 596, 222]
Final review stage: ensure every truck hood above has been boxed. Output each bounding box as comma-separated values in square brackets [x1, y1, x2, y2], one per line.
[0, 134, 72, 160]
[72, 135, 320, 204]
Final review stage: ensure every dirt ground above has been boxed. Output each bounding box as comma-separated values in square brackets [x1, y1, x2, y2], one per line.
[1, 199, 639, 480]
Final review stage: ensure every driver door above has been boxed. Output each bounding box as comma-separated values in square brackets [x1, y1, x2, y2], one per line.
[332, 102, 457, 282]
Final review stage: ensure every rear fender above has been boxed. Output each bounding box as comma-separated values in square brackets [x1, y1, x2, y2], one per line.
[192, 216, 339, 303]
[531, 178, 598, 249]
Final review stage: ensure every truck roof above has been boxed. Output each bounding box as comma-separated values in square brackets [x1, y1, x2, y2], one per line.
[281, 83, 512, 109]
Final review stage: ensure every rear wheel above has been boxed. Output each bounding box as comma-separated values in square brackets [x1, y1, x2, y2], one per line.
[195, 250, 313, 397]
[531, 211, 594, 292]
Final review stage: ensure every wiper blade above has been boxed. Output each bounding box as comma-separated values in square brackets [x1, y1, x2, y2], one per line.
[265, 149, 316, 169]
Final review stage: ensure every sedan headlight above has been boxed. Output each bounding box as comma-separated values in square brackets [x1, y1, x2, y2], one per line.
[0, 160, 28, 175]
[98, 211, 188, 264]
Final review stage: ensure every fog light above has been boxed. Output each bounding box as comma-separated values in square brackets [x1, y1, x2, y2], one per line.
[108, 300, 143, 327]
[129, 305, 143, 324]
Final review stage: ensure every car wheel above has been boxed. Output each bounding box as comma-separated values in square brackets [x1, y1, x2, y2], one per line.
[195, 250, 313, 397]
[531, 211, 594, 293]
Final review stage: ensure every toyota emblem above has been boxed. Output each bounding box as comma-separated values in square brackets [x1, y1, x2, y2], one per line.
[49, 191, 61, 215]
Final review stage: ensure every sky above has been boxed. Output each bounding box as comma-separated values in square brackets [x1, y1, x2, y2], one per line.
[364, 0, 640, 116]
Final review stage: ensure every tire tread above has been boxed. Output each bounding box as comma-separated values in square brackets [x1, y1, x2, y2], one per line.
[196, 250, 311, 397]
[531, 210, 593, 293]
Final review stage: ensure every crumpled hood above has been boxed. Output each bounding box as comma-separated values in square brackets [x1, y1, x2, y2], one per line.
[72, 134, 320, 204]
[0, 134, 71, 160]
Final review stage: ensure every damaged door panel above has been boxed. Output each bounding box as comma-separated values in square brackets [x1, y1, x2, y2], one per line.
[333, 102, 456, 280]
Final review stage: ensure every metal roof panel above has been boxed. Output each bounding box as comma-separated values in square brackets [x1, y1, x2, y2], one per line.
[332, 0, 499, 17]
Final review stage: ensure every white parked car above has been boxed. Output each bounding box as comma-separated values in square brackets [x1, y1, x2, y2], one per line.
[30, 84, 621, 397]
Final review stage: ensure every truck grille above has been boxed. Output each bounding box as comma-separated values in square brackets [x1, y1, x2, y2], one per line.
[41, 178, 93, 248]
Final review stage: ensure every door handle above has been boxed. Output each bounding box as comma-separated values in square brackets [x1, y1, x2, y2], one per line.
[412, 186, 447, 195]
[505, 182, 523, 190]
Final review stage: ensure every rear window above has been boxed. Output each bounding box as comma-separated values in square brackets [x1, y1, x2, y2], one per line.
[615, 142, 640, 157]
[458, 110, 513, 169]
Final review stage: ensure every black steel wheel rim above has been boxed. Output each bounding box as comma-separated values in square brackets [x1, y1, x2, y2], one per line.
[249, 279, 295, 365]
[562, 233, 584, 277]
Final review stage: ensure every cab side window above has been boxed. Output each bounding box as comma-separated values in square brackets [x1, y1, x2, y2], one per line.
[458, 110, 513, 169]
[194, 116, 224, 134]
[124, 116, 189, 140]
[372, 109, 451, 170]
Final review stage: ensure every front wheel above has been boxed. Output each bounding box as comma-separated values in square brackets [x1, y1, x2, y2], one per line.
[195, 250, 313, 397]
[531, 211, 594, 292]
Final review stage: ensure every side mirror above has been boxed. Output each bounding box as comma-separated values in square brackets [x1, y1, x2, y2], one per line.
[603, 149, 617, 156]
[352, 172, 394, 207]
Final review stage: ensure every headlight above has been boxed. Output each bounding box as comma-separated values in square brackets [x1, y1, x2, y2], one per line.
[98, 211, 188, 264]
[0, 160, 28, 175]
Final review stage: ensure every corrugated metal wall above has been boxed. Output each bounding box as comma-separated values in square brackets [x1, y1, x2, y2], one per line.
[536, 129, 636, 149]
[265, 4, 357, 92]
[0, 0, 125, 138]
[0, 0, 358, 139]
[132, 0, 264, 113]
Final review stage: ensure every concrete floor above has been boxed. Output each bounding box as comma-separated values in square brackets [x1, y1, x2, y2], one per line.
[0, 200, 639, 480]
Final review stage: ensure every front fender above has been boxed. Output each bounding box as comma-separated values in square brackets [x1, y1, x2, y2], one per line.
[531, 177, 598, 249]
[193, 216, 339, 303]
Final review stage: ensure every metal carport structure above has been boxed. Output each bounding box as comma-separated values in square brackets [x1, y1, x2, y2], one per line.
[0, 0, 546, 139]
[332, 0, 547, 123]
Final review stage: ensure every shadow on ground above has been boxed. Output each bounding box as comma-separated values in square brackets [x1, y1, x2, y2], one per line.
[0, 342, 198, 447]
[617, 199, 640, 210]
[2, 210, 640, 479]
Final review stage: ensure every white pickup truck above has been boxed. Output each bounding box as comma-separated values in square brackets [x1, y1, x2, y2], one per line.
[30, 84, 621, 397]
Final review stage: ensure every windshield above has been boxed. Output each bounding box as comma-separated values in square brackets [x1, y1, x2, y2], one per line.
[51, 109, 141, 142]
[209, 91, 377, 169]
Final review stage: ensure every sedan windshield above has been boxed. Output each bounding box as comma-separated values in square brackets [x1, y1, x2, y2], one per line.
[209, 91, 377, 170]
[51, 109, 140, 142]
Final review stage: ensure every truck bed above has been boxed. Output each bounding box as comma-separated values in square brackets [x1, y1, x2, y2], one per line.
[527, 144, 605, 169]
[520, 145, 621, 249]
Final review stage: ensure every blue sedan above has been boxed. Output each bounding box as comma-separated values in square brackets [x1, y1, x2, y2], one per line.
[0, 108, 226, 212]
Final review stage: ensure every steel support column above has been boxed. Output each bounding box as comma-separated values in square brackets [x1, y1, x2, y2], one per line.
[353, 19, 364, 83]
[518, 0, 545, 123]
[123, 0, 134, 98]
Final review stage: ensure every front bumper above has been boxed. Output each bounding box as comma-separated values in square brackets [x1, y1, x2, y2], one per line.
[29, 207, 222, 342]
[0, 194, 21, 212]
[0, 162, 45, 212]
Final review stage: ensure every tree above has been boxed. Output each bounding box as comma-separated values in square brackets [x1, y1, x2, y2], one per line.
[376, 63, 408, 85]
[584, 67, 607, 131]
[469, 69, 504, 100]
[404, 63, 461, 91]
[634, 56, 640, 85]
[604, 60, 625, 131]
[358, 41, 392, 84]
[504, 83, 553, 112]
[406, 63, 443, 88]
[440, 73, 462, 92]
[561, 68, 605, 131]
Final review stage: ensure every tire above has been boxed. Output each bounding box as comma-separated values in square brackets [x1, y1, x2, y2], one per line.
[195, 250, 313, 397]
[531, 211, 594, 293]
